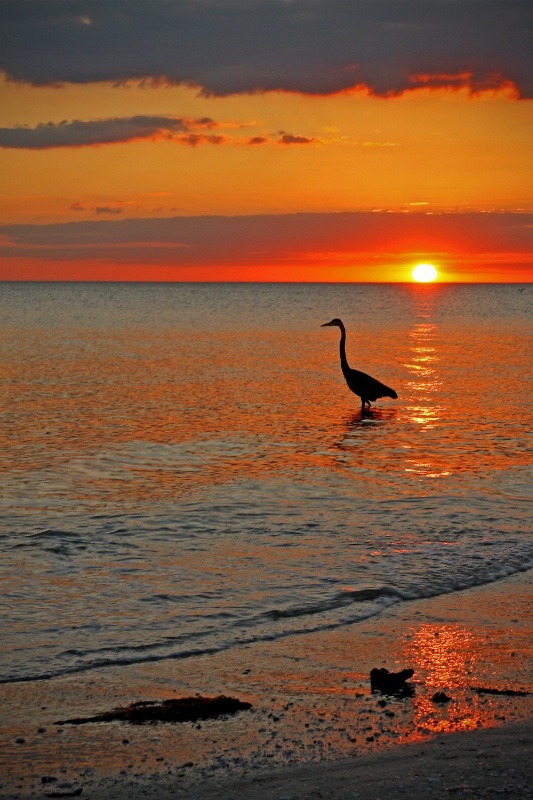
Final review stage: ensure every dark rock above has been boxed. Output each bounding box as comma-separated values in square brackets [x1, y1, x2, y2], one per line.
[370, 668, 415, 696]
[54, 695, 253, 725]
[432, 691, 452, 703]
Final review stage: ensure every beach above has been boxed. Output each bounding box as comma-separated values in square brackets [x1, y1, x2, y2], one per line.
[1, 282, 531, 799]
[2, 569, 531, 799]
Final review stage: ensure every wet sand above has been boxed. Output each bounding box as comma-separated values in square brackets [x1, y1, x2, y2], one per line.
[1, 570, 531, 799]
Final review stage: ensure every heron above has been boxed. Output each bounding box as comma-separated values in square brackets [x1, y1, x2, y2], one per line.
[321, 318, 398, 414]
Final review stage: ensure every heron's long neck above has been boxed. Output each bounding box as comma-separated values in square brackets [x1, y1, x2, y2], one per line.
[339, 327, 350, 375]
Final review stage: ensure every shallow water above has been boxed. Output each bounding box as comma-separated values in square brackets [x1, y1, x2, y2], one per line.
[0, 282, 531, 683]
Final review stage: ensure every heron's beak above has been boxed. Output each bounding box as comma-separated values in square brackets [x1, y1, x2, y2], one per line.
[321, 321, 333, 327]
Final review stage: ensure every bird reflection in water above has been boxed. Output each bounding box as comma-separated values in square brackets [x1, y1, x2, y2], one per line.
[344, 407, 397, 427]
[337, 406, 397, 445]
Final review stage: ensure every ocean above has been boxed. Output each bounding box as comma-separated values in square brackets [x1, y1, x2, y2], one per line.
[1, 281, 532, 687]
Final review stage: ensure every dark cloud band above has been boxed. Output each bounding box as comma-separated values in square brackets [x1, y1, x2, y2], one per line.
[1, 213, 532, 269]
[0, 116, 217, 149]
[0, 1, 531, 97]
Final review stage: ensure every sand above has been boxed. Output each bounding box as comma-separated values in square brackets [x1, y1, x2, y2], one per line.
[1, 570, 532, 799]
[182, 721, 533, 800]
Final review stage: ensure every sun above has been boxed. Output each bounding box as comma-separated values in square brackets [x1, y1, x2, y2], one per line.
[412, 263, 438, 283]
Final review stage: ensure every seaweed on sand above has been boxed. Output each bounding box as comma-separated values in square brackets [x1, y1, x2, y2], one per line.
[55, 695, 252, 725]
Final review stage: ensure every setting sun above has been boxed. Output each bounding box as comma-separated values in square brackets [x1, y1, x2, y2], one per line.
[412, 263, 438, 283]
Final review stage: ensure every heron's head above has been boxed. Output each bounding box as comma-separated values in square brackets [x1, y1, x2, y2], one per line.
[321, 318, 344, 329]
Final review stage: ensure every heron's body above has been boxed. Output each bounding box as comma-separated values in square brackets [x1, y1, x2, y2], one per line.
[321, 318, 397, 413]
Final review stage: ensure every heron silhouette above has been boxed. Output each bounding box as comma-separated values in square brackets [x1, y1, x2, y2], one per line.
[321, 318, 398, 414]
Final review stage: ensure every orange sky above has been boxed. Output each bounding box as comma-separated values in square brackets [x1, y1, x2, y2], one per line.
[1, 2, 532, 282]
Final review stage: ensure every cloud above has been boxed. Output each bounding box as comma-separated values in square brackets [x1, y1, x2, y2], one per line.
[1, 212, 532, 272]
[0, 115, 220, 149]
[176, 133, 227, 147]
[0, 117, 320, 150]
[278, 134, 316, 145]
[0, 1, 531, 98]
[71, 203, 123, 215]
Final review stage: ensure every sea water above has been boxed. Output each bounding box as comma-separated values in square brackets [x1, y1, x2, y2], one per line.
[0, 282, 531, 684]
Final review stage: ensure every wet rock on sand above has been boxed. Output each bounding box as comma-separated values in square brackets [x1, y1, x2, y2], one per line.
[370, 667, 415, 696]
[431, 691, 452, 704]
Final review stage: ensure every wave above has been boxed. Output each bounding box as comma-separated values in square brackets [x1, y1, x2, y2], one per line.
[2, 564, 532, 686]
[266, 584, 415, 619]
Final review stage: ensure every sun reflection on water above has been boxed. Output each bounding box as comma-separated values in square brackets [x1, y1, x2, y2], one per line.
[402, 289, 452, 479]
[404, 323, 442, 427]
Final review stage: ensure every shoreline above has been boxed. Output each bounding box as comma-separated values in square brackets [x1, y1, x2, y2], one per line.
[1, 570, 531, 799]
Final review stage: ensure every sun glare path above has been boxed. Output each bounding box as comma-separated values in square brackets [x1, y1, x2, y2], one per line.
[412, 263, 438, 283]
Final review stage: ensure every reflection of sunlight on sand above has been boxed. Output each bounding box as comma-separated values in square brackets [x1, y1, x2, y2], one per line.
[409, 624, 476, 689]
[402, 623, 487, 735]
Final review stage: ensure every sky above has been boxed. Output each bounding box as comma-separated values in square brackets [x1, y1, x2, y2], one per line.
[0, 0, 532, 282]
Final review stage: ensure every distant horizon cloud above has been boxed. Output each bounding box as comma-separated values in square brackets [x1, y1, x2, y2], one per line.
[1, 213, 532, 279]
[71, 203, 123, 215]
[0, 1, 531, 98]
